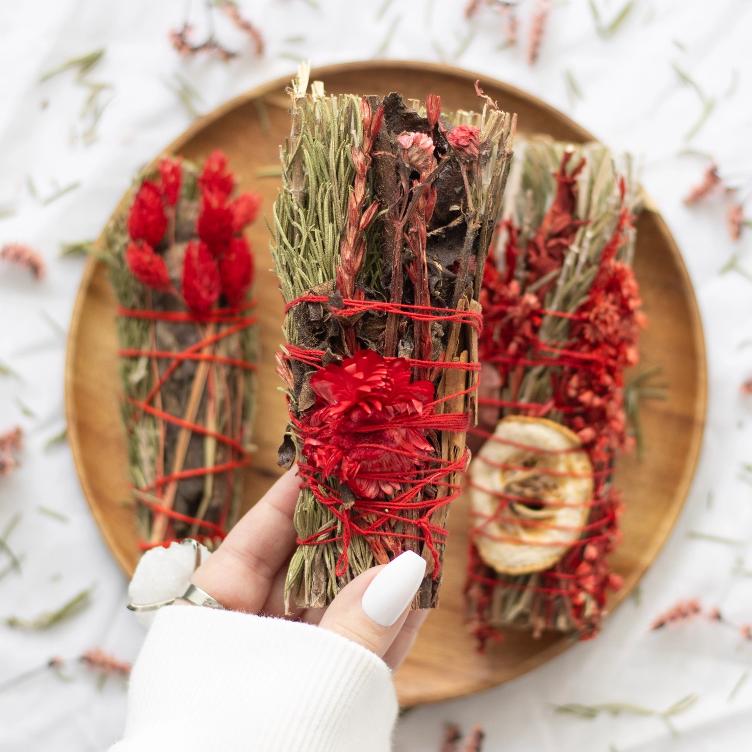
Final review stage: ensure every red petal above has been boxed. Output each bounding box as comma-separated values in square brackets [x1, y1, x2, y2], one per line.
[182, 240, 221, 314]
[230, 193, 262, 231]
[125, 241, 172, 292]
[218, 236, 254, 307]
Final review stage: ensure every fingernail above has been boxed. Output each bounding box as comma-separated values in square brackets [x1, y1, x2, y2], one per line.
[361, 551, 427, 627]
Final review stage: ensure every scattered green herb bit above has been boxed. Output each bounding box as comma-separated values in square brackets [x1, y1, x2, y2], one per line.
[0, 203, 16, 219]
[672, 38, 686, 52]
[41, 181, 80, 206]
[40, 310, 66, 337]
[588, 0, 635, 38]
[26, 176, 39, 200]
[40, 49, 104, 83]
[672, 62, 716, 141]
[37, 506, 69, 524]
[15, 398, 35, 418]
[374, 15, 401, 57]
[555, 693, 697, 737]
[688, 530, 745, 546]
[0, 361, 20, 380]
[431, 37, 448, 62]
[631, 583, 642, 606]
[725, 69, 740, 98]
[376, 0, 395, 20]
[706, 490, 714, 509]
[59, 240, 96, 257]
[454, 28, 476, 59]
[719, 254, 752, 282]
[282, 35, 306, 44]
[278, 51, 304, 63]
[0, 514, 22, 574]
[79, 80, 113, 145]
[6, 588, 92, 630]
[564, 69, 583, 106]
[728, 670, 748, 702]
[166, 73, 203, 118]
[44, 427, 68, 450]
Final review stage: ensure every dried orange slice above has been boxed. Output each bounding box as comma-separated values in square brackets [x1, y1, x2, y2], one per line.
[469, 415, 593, 575]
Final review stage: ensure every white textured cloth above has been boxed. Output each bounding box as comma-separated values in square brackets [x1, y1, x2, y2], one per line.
[1, 1, 752, 751]
[110, 607, 397, 752]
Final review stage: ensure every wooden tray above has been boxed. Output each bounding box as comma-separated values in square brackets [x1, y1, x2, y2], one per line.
[65, 61, 707, 707]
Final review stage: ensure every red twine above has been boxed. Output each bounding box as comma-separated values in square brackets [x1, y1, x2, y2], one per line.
[283, 294, 480, 579]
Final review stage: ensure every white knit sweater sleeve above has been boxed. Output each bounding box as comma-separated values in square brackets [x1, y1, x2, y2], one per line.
[109, 605, 398, 752]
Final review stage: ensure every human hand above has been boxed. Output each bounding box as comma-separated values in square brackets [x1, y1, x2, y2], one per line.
[192, 467, 429, 669]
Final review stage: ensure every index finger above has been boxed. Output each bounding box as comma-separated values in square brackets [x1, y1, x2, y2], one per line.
[192, 467, 301, 613]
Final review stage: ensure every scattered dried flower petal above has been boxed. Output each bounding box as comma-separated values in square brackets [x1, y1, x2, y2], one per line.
[0, 244, 46, 280]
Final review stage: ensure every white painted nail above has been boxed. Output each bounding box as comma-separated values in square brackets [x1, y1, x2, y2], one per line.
[361, 551, 427, 627]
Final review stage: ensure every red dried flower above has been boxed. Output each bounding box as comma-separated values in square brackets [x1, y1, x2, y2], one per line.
[199, 150, 234, 201]
[128, 181, 167, 247]
[301, 351, 435, 500]
[182, 240, 221, 314]
[447, 124, 481, 159]
[727, 202, 744, 241]
[0, 426, 23, 477]
[230, 192, 262, 231]
[218, 236, 254, 307]
[197, 190, 235, 254]
[158, 157, 182, 206]
[684, 163, 720, 205]
[125, 241, 172, 292]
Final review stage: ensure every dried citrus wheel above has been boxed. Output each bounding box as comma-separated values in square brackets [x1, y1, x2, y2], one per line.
[469, 415, 593, 575]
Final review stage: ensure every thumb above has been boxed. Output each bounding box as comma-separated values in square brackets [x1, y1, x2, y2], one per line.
[318, 551, 427, 658]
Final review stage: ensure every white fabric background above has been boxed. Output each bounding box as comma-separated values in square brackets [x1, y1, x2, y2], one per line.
[0, 1, 750, 749]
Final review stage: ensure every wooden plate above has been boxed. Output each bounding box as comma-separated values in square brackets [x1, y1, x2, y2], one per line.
[65, 61, 707, 707]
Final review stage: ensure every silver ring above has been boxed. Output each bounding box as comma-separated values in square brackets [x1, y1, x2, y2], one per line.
[127, 539, 224, 612]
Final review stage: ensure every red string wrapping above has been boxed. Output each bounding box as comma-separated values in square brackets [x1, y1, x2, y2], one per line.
[282, 294, 481, 579]
[118, 303, 257, 550]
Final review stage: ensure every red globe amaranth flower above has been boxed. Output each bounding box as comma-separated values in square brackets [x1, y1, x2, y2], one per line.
[158, 157, 182, 206]
[127, 181, 167, 247]
[447, 124, 481, 159]
[125, 241, 172, 292]
[199, 150, 234, 201]
[300, 351, 435, 499]
[182, 240, 221, 314]
[197, 190, 234, 254]
[230, 192, 262, 231]
[218, 236, 254, 307]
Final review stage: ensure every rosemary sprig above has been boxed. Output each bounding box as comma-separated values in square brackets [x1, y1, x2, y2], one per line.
[166, 73, 204, 118]
[587, 0, 635, 38]
[37, 506, 69, 524]
[624, 366, 668, 458]
[40, 49, 104, 83]
[6, 588, 92, 630]
[555, 693, 698, 736]
[672, 62, 716, 141]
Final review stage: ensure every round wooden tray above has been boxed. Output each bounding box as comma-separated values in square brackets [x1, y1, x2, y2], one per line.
[65, 61, 707, 707]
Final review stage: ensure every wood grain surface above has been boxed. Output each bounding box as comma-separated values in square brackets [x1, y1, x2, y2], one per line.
[64, 61, 707, 707]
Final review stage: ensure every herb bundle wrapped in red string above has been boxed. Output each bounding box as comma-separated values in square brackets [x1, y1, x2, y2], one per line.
[272, 68, 516, 608]
[106, 151, 261, 550]
[465, 138, 642, 646]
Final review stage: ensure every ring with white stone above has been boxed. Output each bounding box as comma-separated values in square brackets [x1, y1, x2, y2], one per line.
[127, 539, 223, 615]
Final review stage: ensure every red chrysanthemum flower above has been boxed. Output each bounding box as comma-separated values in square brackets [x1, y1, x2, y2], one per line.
[230, 192, 262, 231]
[199, 150, 234, 201]
[182, 240, 221, 314]
[447, 124, 481, 159]
[125, 241, 172, 292]
[127, 181, 167, 247]
[300, 351, 435, 500]
[197, 190, 235, 254]
[158, 156, 182, 206]
[219, 236, 254, 307]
